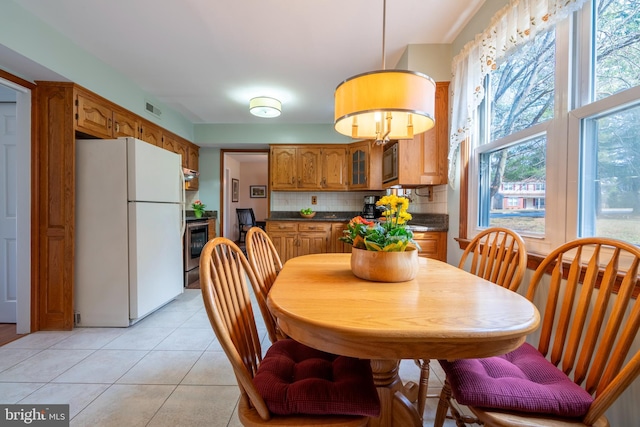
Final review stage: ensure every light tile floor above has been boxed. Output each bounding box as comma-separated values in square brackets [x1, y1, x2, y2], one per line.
[0, 289, 465, 426]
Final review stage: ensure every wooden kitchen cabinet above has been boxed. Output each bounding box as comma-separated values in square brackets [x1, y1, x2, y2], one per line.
[321, 146, 348, 190]
[411, 231, 447, 262]
[162, 133, 188, 166]
[348, 140, 383, 190]
[331, 223, 352, 253]
[207, 218, 217, 240]
[297, 147, 323, 189]
[186, 144, 199, 190]
[270, 145, 347, 191]
[266, 221, 331, 263]
[33, 81, 200, 331]
[266, 221, 298, 263]
[139, 119, 162, 147]
[384, 81, 450, 187]
[76, 91, 139, 139]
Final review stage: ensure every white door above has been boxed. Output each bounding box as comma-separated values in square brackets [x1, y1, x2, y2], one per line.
[0, 103, 17, 322]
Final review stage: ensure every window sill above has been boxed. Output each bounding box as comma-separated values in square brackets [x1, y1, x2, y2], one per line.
[456, 238, 639, 299]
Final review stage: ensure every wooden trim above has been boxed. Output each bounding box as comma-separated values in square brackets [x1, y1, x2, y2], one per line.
[456, 238, 639, 299]
[457, 138, 470, 240]
[0, 69, 36, 90]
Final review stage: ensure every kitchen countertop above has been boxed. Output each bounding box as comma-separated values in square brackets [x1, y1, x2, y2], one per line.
[185, 210, 217, 222]
[266, 211, 448, 232]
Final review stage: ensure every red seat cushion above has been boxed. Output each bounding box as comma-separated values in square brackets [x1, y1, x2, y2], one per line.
[253, 339, 380, 417]
[439, 343, 594, 417]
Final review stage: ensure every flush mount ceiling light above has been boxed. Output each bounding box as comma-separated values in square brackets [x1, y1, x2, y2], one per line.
[334, 0, 435, 145]
[249, 96, 281, 118]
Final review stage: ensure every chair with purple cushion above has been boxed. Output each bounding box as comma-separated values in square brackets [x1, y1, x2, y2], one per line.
[199, 237, 380, 426]
[414, 227, 527, 419]
[434, 237, 640, 427]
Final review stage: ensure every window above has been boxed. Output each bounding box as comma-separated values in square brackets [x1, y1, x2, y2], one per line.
[475, 29, 554, 239]
[572, 0, 640, 244]
[466, 0, 640, 252]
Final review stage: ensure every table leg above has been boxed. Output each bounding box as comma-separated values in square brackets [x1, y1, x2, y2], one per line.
[367, 359, 421, 427]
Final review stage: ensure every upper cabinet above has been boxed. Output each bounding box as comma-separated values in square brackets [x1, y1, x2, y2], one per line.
[348, 140, 383, 190]
[186, 144, 199, 190]
[270, 143, 383, 191]
[76, 90, 139, 139]
[139, 120, 162, 147]
[383, 81, 450, 188]
[270, 145, 347, 191]
[162, 131, 199, 190]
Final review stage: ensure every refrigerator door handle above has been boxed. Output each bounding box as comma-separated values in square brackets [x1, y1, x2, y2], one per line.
[179, 166, 186, 237]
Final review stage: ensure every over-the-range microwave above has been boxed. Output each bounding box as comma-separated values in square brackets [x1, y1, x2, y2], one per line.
[382, 141, 398, 183]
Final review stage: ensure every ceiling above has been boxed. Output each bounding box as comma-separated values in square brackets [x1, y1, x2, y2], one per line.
[10, 0, 484, 128]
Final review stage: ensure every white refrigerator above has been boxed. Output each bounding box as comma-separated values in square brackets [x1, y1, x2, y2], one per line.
[75, 137, 185, 327]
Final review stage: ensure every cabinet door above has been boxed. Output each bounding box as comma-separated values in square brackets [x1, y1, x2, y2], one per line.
[270, 233, 297, 263]
[419, 82, 449, 185]
[412, 231, 447, 262]
[297, 222, 331, 256]
[297, 233, 329, 256]
[113, 110, 138, 138]
[331, 223, 352, 253]
[321, 146, 348, 190]
[297, 147, 322, 189]
[349, 144, 368, 189]
[186, 144, 199, 190]
[76, 93, 113, 139]
[140, 121, 162, 147]
[270, 147, 297, 190]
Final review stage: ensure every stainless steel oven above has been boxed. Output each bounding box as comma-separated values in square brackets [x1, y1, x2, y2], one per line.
[184, 220, 209, 286]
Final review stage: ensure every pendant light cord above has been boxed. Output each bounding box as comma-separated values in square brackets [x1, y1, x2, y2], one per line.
[381, 0, 386, 70]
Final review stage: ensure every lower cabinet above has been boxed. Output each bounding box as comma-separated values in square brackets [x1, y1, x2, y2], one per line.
[268, 221, 447, 263]
[331, 223, 352, 253]
[267, 221, 331, 263]
[412, 231, 447, 262]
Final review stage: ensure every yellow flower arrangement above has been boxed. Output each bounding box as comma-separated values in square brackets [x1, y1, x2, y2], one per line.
[340, 195, 419, 252]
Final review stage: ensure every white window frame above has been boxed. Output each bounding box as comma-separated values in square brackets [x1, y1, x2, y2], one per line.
[467, 18, 572, 255]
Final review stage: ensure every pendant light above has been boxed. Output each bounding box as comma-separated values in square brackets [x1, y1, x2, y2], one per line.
[334, 0, 435, 145]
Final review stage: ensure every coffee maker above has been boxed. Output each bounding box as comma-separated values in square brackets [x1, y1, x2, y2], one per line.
[362, 195, 380, 219]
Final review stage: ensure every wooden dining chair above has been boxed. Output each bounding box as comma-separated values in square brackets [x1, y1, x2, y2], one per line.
[199, 237, 380, 426]
[415, 227, 527, 420]
[435, 237, 640, 427]
[245, 226, 286, 343]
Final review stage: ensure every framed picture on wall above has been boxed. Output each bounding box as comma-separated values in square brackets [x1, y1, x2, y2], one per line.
[232, 178, 239, 202]
[250, 185, 267, 198]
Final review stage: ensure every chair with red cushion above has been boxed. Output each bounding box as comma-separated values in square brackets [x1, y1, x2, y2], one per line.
[434, 237, 640, 427]
[199, 237, 380, 426]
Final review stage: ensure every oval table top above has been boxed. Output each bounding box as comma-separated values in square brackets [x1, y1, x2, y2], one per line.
[267, 253, 540, 360]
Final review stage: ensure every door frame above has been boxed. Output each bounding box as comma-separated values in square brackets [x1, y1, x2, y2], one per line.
[219, 149, 269, 240]
[0, 71, 34, 334]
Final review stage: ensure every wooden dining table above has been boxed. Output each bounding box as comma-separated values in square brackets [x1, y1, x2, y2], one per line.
[267, 253, 540, 427]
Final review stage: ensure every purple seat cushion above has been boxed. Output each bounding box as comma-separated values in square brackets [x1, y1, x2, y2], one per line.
[439, 343, 593, 417]
[253, 339, 380, 417]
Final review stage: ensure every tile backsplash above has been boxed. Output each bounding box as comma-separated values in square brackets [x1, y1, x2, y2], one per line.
[270, 185, 448, 214]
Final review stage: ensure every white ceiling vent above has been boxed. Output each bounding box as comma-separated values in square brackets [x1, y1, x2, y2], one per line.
[145, 101, 162, 118]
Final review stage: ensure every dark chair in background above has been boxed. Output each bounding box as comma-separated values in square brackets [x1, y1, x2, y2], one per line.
[236, 208, 256, 243]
